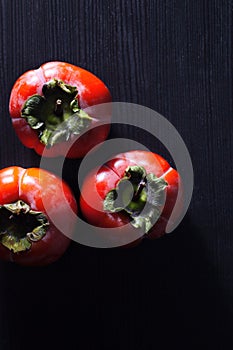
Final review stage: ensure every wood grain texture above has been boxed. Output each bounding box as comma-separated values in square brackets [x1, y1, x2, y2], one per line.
[0, 0, 233, 349]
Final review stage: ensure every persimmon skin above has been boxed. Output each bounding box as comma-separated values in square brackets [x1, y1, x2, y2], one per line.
[9, 61, 111, 158]
[80, 151, 181, 247]
[0, 166, 77, 266]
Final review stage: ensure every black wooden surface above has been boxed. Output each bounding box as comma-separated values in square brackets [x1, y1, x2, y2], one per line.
[0, 0, 233, 349]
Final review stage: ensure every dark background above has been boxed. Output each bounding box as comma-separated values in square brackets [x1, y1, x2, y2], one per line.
[0, 0, 232, 349]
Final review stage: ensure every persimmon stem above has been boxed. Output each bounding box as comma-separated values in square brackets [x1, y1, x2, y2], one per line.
[133, 179, 147, 201]
[54, 99, 63, 116]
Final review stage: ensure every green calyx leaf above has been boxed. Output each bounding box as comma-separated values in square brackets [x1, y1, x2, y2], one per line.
[103, 166, 168, 234]
[21, 78, 92, 147]
[0, 236, 31, 253]
[40, 108, 92, 147]
[0, 200, 49, 253]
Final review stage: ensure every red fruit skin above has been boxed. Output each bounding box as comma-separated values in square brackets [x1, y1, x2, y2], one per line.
[80, 151, 182, 247]
[0, 166, 77, 266]
[9, 61, 112, 158]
